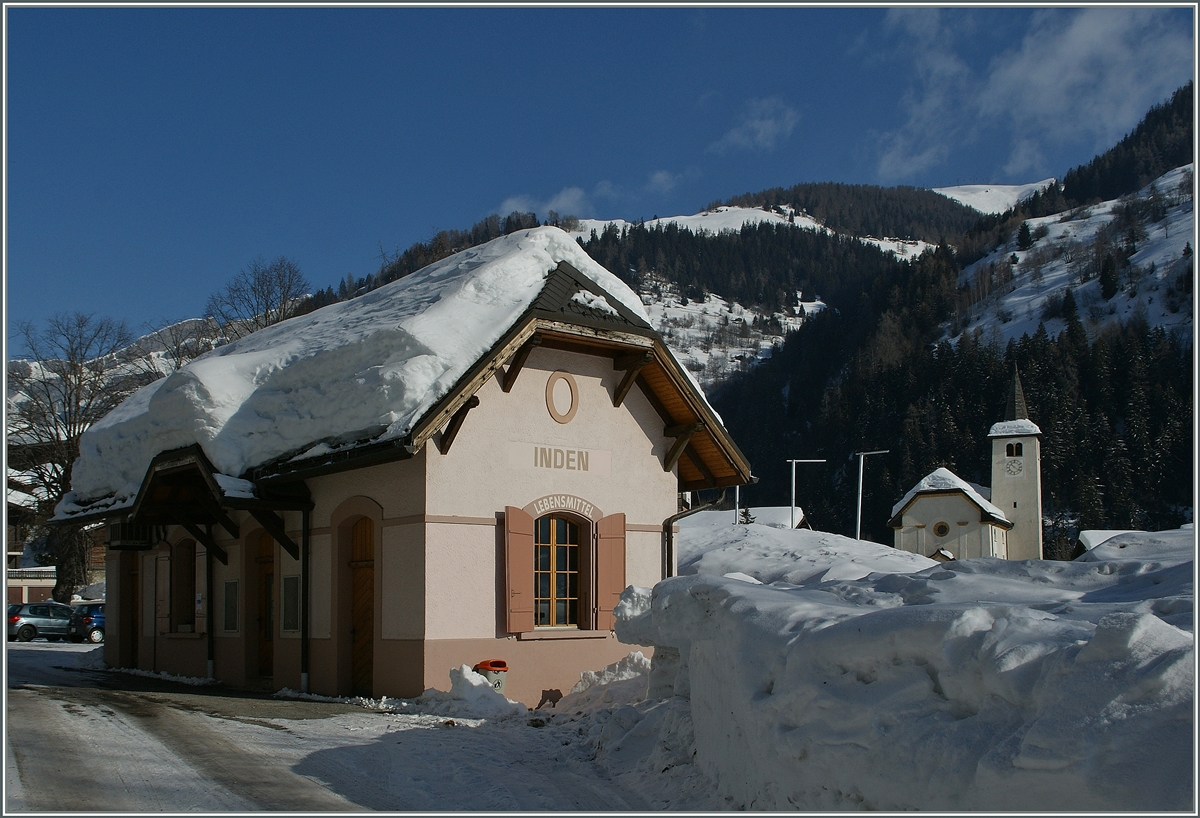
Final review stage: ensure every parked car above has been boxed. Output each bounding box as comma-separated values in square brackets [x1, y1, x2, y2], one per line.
[7, 601, 74, 642]
[68, 602, 106, 643]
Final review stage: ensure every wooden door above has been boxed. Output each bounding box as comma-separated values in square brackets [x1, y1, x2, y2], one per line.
[258, 533, 274, 677]
[350, 518, 374, 697]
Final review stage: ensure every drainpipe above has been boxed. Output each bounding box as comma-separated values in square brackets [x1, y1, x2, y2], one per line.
[661, 488, 727, 578]
[300, 508, 310, 694]
[205, 536, 215, 680]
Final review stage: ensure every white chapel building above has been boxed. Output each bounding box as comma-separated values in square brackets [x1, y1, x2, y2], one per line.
[889, 368, 1043, 561]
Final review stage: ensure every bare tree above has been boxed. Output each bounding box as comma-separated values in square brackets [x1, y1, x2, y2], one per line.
[205, 256, 311, 341]
[8, 313, 153, 600]
[129, 316, 219, 380]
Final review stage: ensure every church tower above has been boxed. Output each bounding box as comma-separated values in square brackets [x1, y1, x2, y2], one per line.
[989, 365, 1043, 560]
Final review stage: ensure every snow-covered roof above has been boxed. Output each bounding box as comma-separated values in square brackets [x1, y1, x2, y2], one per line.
[988, 419, 1042, 437]
[62, 228, 653, 510]
[60, 227, 749, 520]
[889, 467, 1010, 526]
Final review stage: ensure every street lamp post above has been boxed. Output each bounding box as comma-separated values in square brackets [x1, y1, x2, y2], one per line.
[854, 449, 889, 540]
[787, 459, 826, 529]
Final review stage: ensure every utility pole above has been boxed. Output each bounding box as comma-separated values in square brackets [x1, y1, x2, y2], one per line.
[854, 449, 889, 540]
[787, 459, 826, 529]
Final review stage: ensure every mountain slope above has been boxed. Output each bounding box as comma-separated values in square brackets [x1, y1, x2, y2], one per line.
[932, 179, 1056, 215]
[953, 164, 1194, 346]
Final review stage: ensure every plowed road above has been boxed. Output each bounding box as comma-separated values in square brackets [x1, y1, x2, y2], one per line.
[5, 642, 648, 811]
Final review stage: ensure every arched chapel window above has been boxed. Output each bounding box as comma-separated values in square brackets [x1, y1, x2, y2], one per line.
[1006, 442, 1023, 457]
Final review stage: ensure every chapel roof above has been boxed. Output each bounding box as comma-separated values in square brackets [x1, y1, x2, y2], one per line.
[887, 467, 1012, 530]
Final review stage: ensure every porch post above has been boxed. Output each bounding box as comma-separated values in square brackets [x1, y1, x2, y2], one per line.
[300, 508, 310, 694]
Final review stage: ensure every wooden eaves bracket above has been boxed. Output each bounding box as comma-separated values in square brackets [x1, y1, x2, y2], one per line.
[501, 335, 542, 393]
[663, 423, 705, 473]
[180, 523, 229, 566]
[248, 509, 300, 561]
[438, 395, 481, 455]
[612, 350, 652, 407]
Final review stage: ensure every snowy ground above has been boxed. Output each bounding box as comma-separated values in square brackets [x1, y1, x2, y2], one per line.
[616, 521, 1195, 810]
[8, 521, 1193, 811]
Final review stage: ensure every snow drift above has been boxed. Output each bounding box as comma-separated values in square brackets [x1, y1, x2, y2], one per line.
[612, 525, 1194, 811]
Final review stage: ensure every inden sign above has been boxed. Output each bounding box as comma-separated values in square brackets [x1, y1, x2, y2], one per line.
[507, 443, 612, 475]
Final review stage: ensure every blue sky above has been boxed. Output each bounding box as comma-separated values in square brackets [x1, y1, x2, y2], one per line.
[6, 5, 1194, 341]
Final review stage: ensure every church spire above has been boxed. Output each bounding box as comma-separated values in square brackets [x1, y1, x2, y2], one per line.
[1004, 364, 1029, 421]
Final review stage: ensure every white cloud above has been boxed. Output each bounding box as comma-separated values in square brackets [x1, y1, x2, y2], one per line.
[645, 170, 680, 194]
[545, 187, 588, 215]
[497, 187, 592, 219]
[497, 195, 536, 216]
[876, 9, 975, 182]
[707, 98, 800, 154]
[875, 7, 1193, 183]
[978, 8, 1195, 163]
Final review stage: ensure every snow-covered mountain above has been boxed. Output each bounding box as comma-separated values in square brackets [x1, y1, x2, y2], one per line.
[569, 205, 936, 261]
[933, 178, 1056, 214]
[634, 271, 826, 388]
[950, 164, 1194, 346]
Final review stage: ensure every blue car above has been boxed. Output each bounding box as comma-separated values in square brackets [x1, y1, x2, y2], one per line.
[68, 602, 105, 643]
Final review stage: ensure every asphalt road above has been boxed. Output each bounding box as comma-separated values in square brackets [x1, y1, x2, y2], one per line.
[4, 641, 653, 812]
[5, 641, 364, 812]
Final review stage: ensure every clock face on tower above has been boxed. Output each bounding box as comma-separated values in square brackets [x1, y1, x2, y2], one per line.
[1005, 458, 1023, 476]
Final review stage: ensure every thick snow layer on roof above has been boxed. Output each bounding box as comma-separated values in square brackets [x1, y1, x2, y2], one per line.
[1078, 528, 1142, 551]
[932, 178, 1055, 215]
[891, 466, 1008, 521]
[63, 228, 648, 508]
[989, 418, 1042, 437]
[612, 526, 1194, 810]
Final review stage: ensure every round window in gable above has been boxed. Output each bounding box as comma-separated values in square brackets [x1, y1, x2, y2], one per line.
[545, 371, 579, 424]
[933, 522, 950, 538]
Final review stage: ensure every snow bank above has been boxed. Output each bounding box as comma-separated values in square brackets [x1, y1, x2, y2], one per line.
[63, 227, 648, 507]
[678, 511, 937, 585]
[612, 526, 1194, 810]
[410, 665, 529, 719]
[276, 664, 527, 720]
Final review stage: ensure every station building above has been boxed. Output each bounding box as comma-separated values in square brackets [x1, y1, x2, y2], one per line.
[54, 228, 751, 705]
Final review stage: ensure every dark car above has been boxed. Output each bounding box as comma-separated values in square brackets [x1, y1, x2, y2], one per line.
[69, 602, 106, 643]
[7, 601, 74, 642]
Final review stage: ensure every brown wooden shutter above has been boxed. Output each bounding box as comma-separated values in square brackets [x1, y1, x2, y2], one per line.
[595, 513, 626, 631]
[504, 506, 535, 633]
